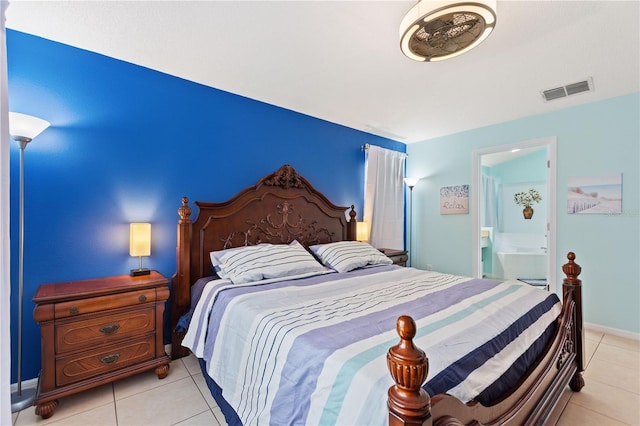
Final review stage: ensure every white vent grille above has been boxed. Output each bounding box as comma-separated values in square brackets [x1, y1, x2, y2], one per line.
[542, 78, 594, 102]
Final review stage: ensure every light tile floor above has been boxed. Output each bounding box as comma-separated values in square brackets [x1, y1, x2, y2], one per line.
[12, 330, 640, 425]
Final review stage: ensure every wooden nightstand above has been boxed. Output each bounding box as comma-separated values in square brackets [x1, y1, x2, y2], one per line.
[32, 271, 171, 419]
[379, 248, 408, 266]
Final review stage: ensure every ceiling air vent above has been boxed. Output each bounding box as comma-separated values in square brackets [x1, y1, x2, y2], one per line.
[541, 78, 594, 102]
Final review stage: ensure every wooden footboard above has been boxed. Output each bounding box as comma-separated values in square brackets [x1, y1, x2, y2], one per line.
[388, 252, 584, 426]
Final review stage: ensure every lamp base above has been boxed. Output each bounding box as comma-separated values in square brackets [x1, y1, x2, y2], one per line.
[11, 387, 36, 413]
[130, 268, 151, 277]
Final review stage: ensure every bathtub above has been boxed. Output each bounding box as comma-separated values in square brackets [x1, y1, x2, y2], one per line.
[496, 249, 547, 280]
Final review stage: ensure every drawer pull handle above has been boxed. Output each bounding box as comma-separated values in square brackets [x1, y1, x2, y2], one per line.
[69, 306, 79, 315]
[99, 324, 120, 334]
[139, 295, 147, 303]
[100, 353, 120, 365]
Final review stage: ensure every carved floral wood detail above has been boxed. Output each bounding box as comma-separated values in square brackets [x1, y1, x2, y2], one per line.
[220, 200, 335, 248]
[557, 304, 575, 370]
[262, 164, 306, 189]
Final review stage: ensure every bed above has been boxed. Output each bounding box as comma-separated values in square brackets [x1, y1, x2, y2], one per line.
[170, 164, 585, 426]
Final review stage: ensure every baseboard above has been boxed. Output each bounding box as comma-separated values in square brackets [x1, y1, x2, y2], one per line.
[585, 322, 640, 341]
[10, 377, 37, 392]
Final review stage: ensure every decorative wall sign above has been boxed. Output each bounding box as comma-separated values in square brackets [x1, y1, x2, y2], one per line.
[567, 173, 622, 214]
[440, 184, 469, 215]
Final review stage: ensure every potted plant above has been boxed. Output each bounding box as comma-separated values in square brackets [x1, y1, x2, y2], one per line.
[513, 188, 542, 219]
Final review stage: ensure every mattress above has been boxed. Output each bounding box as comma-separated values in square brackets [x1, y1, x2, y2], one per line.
[180, 265, 561, 426]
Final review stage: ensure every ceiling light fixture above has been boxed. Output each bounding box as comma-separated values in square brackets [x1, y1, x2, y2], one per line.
[400, 0, 497, 62]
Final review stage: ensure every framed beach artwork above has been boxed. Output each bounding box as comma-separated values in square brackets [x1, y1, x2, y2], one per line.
[440, 184, 469, 215]
[567, 173, 622, 214]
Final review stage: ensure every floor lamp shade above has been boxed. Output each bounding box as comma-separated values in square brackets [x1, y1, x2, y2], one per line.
[9, 112, 50, 412]
[404, 177, 418, 189]
[9, 112, 50, 143]
[130, 223, 151, 276]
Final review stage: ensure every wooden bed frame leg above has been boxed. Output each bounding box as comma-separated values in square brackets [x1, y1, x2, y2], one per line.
[387, 315, 432, 426]
[562, 252, 585, 392]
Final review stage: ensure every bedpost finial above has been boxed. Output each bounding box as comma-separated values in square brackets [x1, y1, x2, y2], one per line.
[562, 252, 581, 281]
[387, 316, 430, 422]
[178, 197, 192, 221]
[397, 315, 417, 341]
[349, 205, 357, 221]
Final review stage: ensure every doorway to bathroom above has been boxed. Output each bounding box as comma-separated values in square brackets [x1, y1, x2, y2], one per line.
[471, 137, 557, 292]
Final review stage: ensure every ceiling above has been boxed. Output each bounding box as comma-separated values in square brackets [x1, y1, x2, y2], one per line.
[5, 1, 639, 144]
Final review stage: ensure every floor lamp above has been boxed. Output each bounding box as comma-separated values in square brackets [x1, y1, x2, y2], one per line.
[404, 177, 418, 267]
[9, 112, 50, 412]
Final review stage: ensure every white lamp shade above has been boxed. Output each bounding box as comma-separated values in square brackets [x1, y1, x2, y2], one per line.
[9, 112, 50, 140]
[129, 223, 151, 257]
[404, 177, 419, 188]
[356, 222, 370, 242]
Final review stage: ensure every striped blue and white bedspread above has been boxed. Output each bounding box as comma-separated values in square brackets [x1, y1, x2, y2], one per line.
[182, 266, 561, 426]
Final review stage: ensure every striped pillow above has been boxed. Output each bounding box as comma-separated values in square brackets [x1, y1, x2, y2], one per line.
[210, 243, 271, 278]
[310, 241, 393, 273]
[218, 241, 327, 284]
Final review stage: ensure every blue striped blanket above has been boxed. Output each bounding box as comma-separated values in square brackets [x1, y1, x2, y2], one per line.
[182, 266, 561, 425]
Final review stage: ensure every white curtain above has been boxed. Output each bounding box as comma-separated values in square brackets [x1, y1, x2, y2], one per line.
[1, 1, 13, 423]
[363, 145, 406, 249]
[481, 173, 498, 228]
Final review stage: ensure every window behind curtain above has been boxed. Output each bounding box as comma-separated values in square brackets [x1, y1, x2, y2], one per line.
[363, 145, 406, 249]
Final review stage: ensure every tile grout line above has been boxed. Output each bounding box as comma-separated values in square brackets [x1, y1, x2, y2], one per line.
[567, 334, 601, 406]
[187, 372, 224, 426]
[112, 383, 119, 426]
[184, 357, 226, 426]
[564, 400, 635, 426]
[569, 334, 639, 424]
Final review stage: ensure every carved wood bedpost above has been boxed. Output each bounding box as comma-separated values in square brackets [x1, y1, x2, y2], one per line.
[562, 252, 585, 391]
[171, 197, 193, 360]
[387, 316, 432, 426]
[347, 205, 357, 241]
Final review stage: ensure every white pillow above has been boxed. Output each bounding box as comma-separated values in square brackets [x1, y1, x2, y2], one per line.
[217, 241, 327, 284]
[210, 244, 271, 278]
[310, 241, 393, 273]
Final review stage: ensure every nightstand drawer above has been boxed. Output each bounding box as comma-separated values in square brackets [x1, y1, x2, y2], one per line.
[55, 307, 155, 354]
[54, 289, 156, 319]
[56, 335, 155, 387]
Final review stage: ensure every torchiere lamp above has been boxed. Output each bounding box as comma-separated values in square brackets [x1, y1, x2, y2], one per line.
[404, 177, 419, 267]
[9, 112, 50, 412]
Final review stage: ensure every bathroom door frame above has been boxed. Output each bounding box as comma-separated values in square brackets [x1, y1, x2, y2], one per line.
[471, 136, 557, 292]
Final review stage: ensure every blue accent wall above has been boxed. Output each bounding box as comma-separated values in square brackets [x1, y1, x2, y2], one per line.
[7, 30, 405, 382]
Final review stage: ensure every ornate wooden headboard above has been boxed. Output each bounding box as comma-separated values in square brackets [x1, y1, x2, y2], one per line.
[171, 164, 357, 358]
